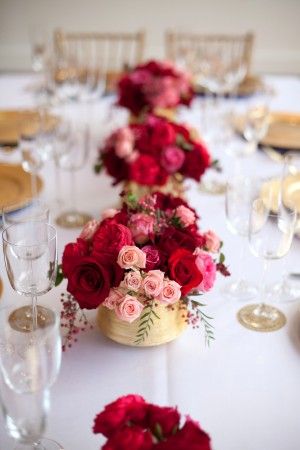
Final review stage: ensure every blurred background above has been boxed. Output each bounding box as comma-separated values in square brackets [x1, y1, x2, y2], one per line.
[1, 0, 300, 74]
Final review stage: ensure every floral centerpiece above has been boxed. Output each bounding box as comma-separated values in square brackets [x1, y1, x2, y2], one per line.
[56, 192, 229, 349]
[117, 60, 195, 118]
[93, 394, 212, 450]
[95, 114, 211, 198]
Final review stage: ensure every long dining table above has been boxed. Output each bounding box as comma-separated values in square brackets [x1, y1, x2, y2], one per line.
[0, 73, 300, 450]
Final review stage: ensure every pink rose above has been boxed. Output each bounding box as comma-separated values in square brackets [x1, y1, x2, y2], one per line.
[175, 205, 196, 227]
[158, 279, 182, 305]
[204, 230, 221, 253]
[125, 150, 139, 163]
[101, 209, 118, 220]
[79, 219, 100, 241]
[117, 246, 146, 269]
[115, 295, 144, 323]
[194, 249, 216, 292]
[122, 270, 142, 292]
[143, 270, 164, 298]
[129, 213, 155, 245]
[103, 288, 123, 310]
[161, 146, 185, 174]
[117, 127, 134, 143]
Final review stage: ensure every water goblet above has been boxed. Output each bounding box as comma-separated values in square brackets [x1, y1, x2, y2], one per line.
[2, 199, 50, 228]
[223, 176, 258, 300]
[237, 196, 296, 331]
[0, 304, 63, 449]
[55, 123, 92, 228]
[2, 222, 57, 330]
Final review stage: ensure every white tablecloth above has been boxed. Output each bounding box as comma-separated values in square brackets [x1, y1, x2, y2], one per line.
[0, 74, 300, 450]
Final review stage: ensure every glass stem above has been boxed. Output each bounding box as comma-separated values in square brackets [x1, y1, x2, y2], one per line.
[237, 236, 247, 284]
[31, 171, 38, 198]
[70, 169, 77, 213]
[256, 258, 270, 313]
[31, 295, 38, 331]
[54, 162, 61, 205]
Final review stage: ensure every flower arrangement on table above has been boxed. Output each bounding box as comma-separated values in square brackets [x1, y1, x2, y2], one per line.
[56, 191, 229, 349]
[93, 394, 212, 450]
[95, 114, 212, 198]
[117, 60, 195, 118]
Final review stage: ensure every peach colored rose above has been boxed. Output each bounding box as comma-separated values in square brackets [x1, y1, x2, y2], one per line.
[79, 219, 100, 241]
[158, 279, 182, 305]
[175, 205, 196, 228]
[116, 140, 134, 158]
[129, 213, 155, 245]
[122, 270, 142, 292]
[101, 208, 118, 220]
[125, 149, 139, 163]
[117, 246, 146, 269]
[204, 230, 221, 253]
[115, 295, 144, 323]
[103, 288, 123, 310]
[194, 249, 216, 292]
[143, 270, 164, 298]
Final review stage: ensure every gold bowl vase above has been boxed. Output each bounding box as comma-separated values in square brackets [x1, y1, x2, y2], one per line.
[97, 301, 187, 347]
[124, 175, 186, 201]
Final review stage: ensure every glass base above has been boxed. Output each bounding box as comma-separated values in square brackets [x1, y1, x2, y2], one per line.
[271, 279, 300, 303]
[223, 279, 257, 301]
[56, 210, 92, 228]
[15, 438, 64, 449]
[9, 305, 55, 332]
[237, 303, 286, 332]
[199, 178, 226, 195]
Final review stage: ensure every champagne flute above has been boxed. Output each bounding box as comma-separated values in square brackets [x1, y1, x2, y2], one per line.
[2, 222, 57, 330]
[272, 152, 300, 301]
[0, 304, 63, 449]
[238, 196, 296, 331]
[224, 176, 258, 300]
[55, 123, 92, 228]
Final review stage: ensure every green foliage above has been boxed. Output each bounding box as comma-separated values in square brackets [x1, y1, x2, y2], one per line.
[134, 300, 160, 344]
[94, 162, 103, 174]
[55, 264, 64, 287]
[176, 133, 193, 151]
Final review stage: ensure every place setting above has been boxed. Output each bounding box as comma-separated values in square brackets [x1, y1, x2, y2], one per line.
[1, 10, 300, 450]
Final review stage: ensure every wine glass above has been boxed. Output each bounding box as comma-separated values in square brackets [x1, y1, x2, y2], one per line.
[224, 176, 258, 300]
[0, 304, 63, 449]
[272, 153, 300, 301]
[55, 123, 92, 228]
[237, 195, 296, 332]
[2, 222, 57, 330]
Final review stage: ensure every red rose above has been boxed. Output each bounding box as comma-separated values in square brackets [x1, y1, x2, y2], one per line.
[92, 223, 133, 257]
[180, 143, 211, 181]
[169, 248, 203, 295]
[66, 255, 111, 309]
[62, 238, 89, 277]
[148, 119, 176, 150]
[102, 149, 129, 185]
[141, 245, 161, 270]
[129, 154, 168, 186]
[102, 426, 153, 450]
[156, 418, 211, 450]
[157, 227, 198, 258]
[148, 405, 180, 437]
[117, 75, 147, 116]
[93, 395, 148, 438]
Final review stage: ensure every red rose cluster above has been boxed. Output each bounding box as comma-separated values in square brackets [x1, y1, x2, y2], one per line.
[97, 115, 211, 187]
[93, 394, 212, 450]
[58, 192, 229, 348]
[117, 60, 194, 116]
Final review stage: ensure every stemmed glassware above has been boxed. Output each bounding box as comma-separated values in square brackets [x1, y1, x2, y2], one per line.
[2, 199, 50, 228]
[272, 152, 300, 301]
[0, 304, 63, 449]
[237, 191, 296, 331]
[242, 94, 271, 156]
[224, 176, 258, 300]
[2, 222, 57, 330]
[55, 123, 92, 228]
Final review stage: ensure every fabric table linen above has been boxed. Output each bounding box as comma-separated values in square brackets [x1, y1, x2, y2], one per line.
[0, 73, 300, 450]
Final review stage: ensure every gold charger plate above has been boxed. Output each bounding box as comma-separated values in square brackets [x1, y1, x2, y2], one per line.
[0, 163, 43, 212]
[234, 112, 300, 150]
[0, 278, 3, 299]
[0, 110, 58, 147]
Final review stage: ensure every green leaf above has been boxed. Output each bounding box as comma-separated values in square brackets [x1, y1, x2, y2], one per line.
[219, 253, 225, 264]
[55, 264, 64, 287]
[94, 162, 103, 174]
[134, 300, 158, 344]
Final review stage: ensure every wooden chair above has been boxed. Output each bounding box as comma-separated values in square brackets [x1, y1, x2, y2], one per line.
[53, 29, 145, 91]
[165, 31, 261, 95]
[165, 31, 254, 75]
